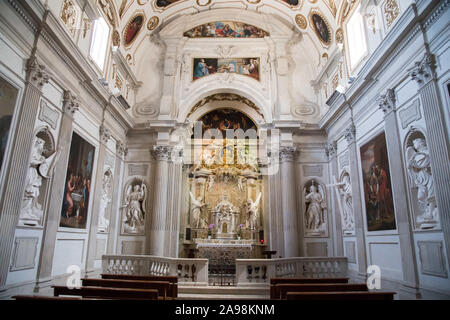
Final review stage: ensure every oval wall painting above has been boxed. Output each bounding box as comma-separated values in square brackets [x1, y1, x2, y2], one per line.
[156, 0, 181, 8]
[124, 14, 144, 46]
[311, 13, 331, 45]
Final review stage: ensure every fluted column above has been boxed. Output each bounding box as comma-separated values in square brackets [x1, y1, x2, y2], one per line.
[280, 146, 299, 257]
[107, 142, 127, 254]
[149, 145, 172, 256]
[409, 53, 450, 267]
[378, 90, 419, 297]
[0, 58, 49, 288]
[345, 123, 368, 280]
[34, 90, 78, 290]
[327, 141, 344, 256]
[84, 125, 110, 275]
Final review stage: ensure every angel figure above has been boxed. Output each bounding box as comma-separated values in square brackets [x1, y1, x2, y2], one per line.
[305, 181, 326, 232]
[123, 183, 147, 232]
[190, 191, 207, 228]
[20, 136, 60, 225]
[245, 192, 262, 230]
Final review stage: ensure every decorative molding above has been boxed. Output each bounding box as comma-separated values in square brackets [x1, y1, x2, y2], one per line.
[295, 14, 307, 29]
[335, 28, 343, 44]
[344, 123, 356, 144]
[409, 53, 436, 88]
[128, 164, 148, 176]
[383, 0, 400, 29]
[10, 237, 39, 271]
[99, 125, 111, 143]
[147, 16, 159, 31]
[344, 241, 356, 263]
[62, 90, 79, 118]
[279, 146, 297, 162]
[326, 140, 337, 158]
[116, 141, 128, 157]
[399, 99, 422, 129]
[418, 241, 448, 278]
[26, 57, 50, 89]
[377, 88, 396, 115]
[38, 101, 59, 130]
[339, 152, 349, 169]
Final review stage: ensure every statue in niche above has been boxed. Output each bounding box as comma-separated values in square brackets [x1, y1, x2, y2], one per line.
[98, 170, 112, 232]
[215, 193, 236, 235]
[20, 135, 59, 226]
[238, 176, 245, 192]
[338, 172, 354, 234]
[207, 175, 215, 191]
[190, 191, 207, 228]
[406, 136, 439, 227]
[245, 192, 262, 230]
[122, 182, 147, 233]
[304, 181, 327, 234]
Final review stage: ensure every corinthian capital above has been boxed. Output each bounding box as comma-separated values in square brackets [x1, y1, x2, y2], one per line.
[279, 146, 297, 162]
[377, 89, 396, 115]
[408, 53, 436, 87]
[63, 90, 79, 119]
[344, 123, 356, 144]
[151, 145, 173, 161]
[26, 57, 49, 89]
[116, 141, 128, 157]
[99, 125, 111, 144]
[326, 140, 337, 158]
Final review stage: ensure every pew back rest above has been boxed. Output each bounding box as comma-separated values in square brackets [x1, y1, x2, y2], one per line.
[100, 274, 178, 297]
[285, 291, 395, 301]
[273, 283, 368, 299]
[52, 285, 159, 300]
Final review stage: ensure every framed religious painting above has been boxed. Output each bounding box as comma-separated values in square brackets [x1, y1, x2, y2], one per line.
[123, 13, 145, 47]
[59, 132, 96, 229]
[193, 58, 260, 81]
[309, 11, 332, 46]
[183, 21, 269, 38]
[360, 131, 397, 232]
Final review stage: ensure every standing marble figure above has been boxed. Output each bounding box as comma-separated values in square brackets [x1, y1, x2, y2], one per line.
[123, 183, 147, 232]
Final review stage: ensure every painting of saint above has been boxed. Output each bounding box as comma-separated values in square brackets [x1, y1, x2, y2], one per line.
[156, 0, 181, 8]
[60, 132, 95, 229]
[193, 58, 260, 81]
[0, 77, 18, 177]
[193, 58, 217, 80]
[360, 132, 396, 231]
[124, 14, 144, 46]
[311, 13, 331, 44]
[183, 21, 269, 38]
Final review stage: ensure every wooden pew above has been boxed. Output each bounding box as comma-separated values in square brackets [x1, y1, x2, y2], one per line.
[100, 274, 178, 298]
[270, 277, 349, 300]
[272, 283, 368, 299]
[286, 291, 395, 300]
[52, 285, 158, 300]
[13, 295, 90, 300]
[81, 278, 172, 300]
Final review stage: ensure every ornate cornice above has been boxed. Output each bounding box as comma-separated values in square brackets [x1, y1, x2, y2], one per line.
[62, 90, 79, 119]
[408, 53, 436, 88]
[279, 146, 297, 162]
[26, 57, 49, 89]
[99, 125, 111, 144]
[377, 88, 396, 115]
[344, 123, 356, 144]
[116, 141, 128, 157]
[151, 145, 173, 161]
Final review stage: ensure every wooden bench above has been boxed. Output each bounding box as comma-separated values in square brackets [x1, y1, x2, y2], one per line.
[286, 291, 395, 300]
[52, 285, 158, 300]
[272, 283, 368, 299]
[13, 295, 92, 300]
[100, 274, 178, 298]
[270, 277, 349, 299]
[82, 278, 172, 300]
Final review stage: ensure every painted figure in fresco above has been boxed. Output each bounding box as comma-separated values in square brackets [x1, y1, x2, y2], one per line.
[123, 183, 147, 231]
[368, 163, 393, 221]
[406, 138, 438, 223]
[305, 182, 326, 231]
[216, 24, 238, 37]
[312, 14, 329, 43]
[184, 22, 269, 38]
[190, 191, 207, 228]
[125, 15, 143, 45]
[193, 59, 214, 79]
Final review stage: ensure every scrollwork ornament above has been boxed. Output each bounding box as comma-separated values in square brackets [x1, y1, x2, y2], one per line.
[295, 14, 307, 29]
[147, 16, 159, 31]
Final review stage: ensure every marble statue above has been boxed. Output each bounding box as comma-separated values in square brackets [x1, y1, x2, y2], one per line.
[123, 183, 147, 232]
[245, 192, 261, 230]
[207, 175, 215, 191]
[98, 171, 112, 232]
[238, 176, 244, 192]
[338, 173, 354, 234]
[406, 137, 439, 227]
[20, 136, 59, 225]
[190, 191, 207, 228]
[215, 193, 237, 235]
[305, 181, 326, 234]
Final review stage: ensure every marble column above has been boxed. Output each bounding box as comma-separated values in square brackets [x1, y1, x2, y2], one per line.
[267, 163, 284, 257]
[345, 123, 368, 280]
[378, 90, 420, 297]
[106, 142, 127, 254]
[84, 125, 110, 275]
[409, 53, 450, 267]
[149, 145, 172, 256]
[166, 155, 183, 257]
[0, 58, 49, 288]
[280, 146, 299, 257]
[327, 141, 344, 256]
[35, 90, 78, 290]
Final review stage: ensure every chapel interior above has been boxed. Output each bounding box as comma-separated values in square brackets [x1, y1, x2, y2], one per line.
[0, 0, 449, 301]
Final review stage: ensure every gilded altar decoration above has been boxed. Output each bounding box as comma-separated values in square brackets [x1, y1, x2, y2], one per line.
[335, 28, 343, 44]
[147, 16, 159, 31]
[60, 132, 95, 229]
[360, 132, 396, 231]
[383, 0, 400, 29]
[295, 14, 307, 30]
[405, 129, 439, 229]
[60, 0, 78, 37]
[122, 179, 147, 234]
[304, 179, 327, 236]
[184, 22, 269, 38]
[20, 131, 60, 226]
[193, 58, 260, 81]
[309, 11, 332, 45]
[123, 13, 145, 47]
[112, 30, 120, 47]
